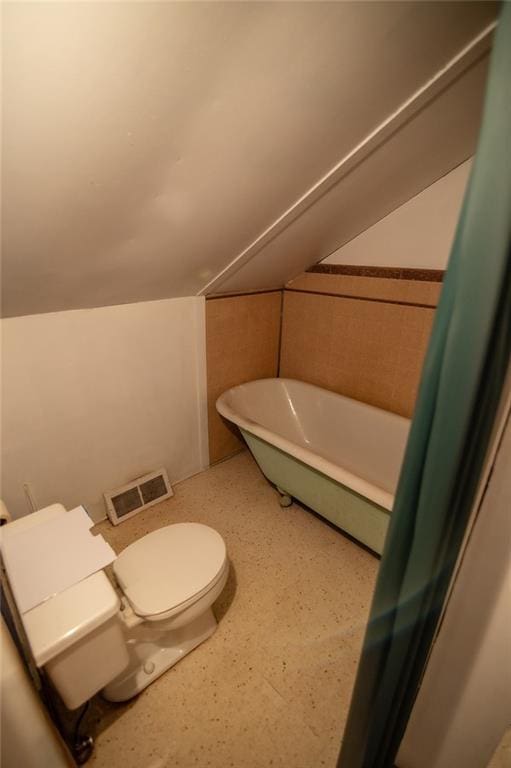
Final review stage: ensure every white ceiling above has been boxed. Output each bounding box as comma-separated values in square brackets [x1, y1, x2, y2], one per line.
[2, 1, 498, 316]
[214, 49, 489, 293]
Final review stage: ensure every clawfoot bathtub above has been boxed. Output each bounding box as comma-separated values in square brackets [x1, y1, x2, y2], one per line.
[216, 378, 410, 554]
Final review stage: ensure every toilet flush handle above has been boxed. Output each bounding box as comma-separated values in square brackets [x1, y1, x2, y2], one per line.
[0, 500, 12, 526]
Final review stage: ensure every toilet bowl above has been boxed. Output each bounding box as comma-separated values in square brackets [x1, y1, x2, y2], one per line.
[1, 504, 229, 709]
[103, 522, 229, 703]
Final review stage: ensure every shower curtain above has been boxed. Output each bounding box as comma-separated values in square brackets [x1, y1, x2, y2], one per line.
[338, 5, 511, 767]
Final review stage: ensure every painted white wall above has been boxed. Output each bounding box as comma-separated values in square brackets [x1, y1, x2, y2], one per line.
[0, 298, 208, 523]
[322, 160, 472, 270]
[397, 397, 511, 768]
[2, 2, 496, 315]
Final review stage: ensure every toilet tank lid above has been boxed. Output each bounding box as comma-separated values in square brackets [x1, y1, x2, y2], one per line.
[0, 504, 67, 551]
[21, 571, 120, 667]
[113, 523, 227, 617]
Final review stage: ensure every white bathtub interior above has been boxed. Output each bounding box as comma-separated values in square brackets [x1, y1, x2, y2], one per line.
[217, 378, 410, 501]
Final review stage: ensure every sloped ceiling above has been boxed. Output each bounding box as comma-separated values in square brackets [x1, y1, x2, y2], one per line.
[2, 1, 498, 317]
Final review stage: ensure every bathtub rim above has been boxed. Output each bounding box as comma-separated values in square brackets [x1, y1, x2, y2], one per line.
[216, 377, 406, 511]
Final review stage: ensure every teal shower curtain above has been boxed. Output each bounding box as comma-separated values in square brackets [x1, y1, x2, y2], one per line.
[338, 5, 511, 767]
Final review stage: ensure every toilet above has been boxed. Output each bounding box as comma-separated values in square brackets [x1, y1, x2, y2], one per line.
[0, 503, 229, 709]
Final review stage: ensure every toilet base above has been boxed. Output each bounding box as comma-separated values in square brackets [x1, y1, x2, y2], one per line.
[102, 608, 217, 702]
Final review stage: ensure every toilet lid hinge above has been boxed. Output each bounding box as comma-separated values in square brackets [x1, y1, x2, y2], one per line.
[119, 596, 142, 629]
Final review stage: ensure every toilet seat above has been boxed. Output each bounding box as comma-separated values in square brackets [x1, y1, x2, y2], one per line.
[113, 523, 227, 620]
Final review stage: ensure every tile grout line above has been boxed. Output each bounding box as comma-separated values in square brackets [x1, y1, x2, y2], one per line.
[277, 289, 284, 378]
[284, 288, 437, 309]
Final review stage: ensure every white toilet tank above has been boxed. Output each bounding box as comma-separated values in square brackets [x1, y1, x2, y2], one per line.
[1, 503, 129, 710]
[25, 571, 129, 709]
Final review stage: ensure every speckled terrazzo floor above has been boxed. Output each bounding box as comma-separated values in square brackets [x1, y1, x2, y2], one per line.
[87, 451, 379, 768]
[488, 728, 511, 768]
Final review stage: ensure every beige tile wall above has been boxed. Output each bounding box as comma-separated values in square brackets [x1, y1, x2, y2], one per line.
[206, 274, 439, 462]
[287, 271, 442, 307]
[280, 286, 436, 418]
[206, 292, 282, 463]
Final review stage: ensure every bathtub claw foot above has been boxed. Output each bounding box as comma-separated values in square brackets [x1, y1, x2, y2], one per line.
[277, 488, 293, 508]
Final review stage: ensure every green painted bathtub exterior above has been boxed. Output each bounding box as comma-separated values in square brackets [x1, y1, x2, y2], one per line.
[241, 429, 389, 555]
